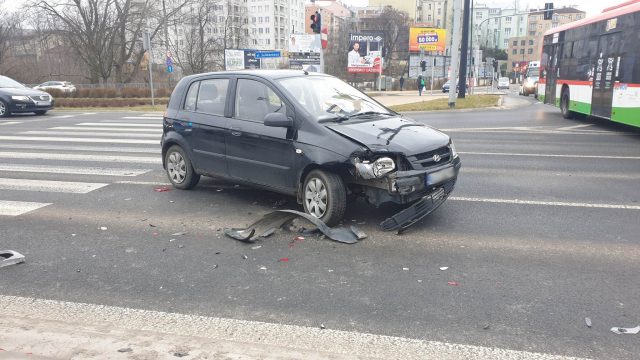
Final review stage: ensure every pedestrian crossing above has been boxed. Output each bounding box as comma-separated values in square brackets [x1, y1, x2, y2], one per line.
[0, 113, 164, 216]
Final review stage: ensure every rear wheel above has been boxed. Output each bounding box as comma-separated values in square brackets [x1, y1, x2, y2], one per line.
[0, 100, 10, 117]
[560, 89, 573, 119]
[165, 145, 200, 190]
[302, 170, 346, 227]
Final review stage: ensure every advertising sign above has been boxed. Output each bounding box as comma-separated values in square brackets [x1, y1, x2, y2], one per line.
[409, 27, 447, 52]
[224, 49, 245, 70]
[289, 34, 321, 53]
[347, 32, 384, 74]
[255, 50, 281, 59]
[289, 52, 321, 72]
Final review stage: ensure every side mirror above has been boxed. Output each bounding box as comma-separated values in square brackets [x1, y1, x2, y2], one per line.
[264, 112, 293, 128]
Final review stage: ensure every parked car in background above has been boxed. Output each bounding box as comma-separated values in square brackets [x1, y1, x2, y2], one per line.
[161, 70, 461, 230]
[497, 77, 510, 90]
[519, 66, 539, 96]
[0, 75, 54, 117]
[34, 81, 76, 94]
[441, 80, 468, 93]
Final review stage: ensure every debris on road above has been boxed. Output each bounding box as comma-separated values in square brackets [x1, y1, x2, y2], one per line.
[320, 324, 326, 330]
[117, 348, 133, 353]
[259, 266, 267, 270]
[278, 258, 289, 262]
[224, 210, 363, 244]
[610, 325, 640, 335]
[447, 281, 459, 286]
[154, 186, 171, 192]
[251, 245, 262, 250]
[350, 226, 367, 240]
[585, 317, 592, 328]
[483, 324, 490, 330]
[440, 267, 449, 271]
[100, 226, 107, 231]
[0, 250, 25, 268]
[173, 351, 189, 357]
[241, 255, 248, 259]
[402, 267, 409, 271]
[171, 232, 187, 236]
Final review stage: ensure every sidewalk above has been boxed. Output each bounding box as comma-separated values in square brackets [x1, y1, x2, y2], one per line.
[370, 89, 507, 108]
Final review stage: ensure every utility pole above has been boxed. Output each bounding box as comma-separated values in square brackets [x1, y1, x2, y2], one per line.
[458, 0, 471, 98]
[162, 0, 171, 87]
[448, 0, 461, 108]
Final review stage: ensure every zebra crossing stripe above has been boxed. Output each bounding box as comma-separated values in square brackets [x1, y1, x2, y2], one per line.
[0, 121, 22, 126]
[122, 116, 163, 120]
[23, 131, 159, 138]
[76, 122, 161, 127]
[0, 178, 108, 193]
[0, 144, 158, 153]
[0, 152, 161, 164]
[0, 136, 157, 144]
[0, 164, 150, 176]
[0, 200, 51, 216]
[51, 127, 161, 132]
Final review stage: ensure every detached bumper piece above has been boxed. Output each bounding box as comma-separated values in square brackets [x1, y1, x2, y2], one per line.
[224, 210, 365, 244]
[0, 250, 25, 268]
[380, 180, 455, 233]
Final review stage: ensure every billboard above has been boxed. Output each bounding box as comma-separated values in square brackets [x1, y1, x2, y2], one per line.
[289, 52, 321, 72]
[224, 49, 262, 70]
[347, 32, 384, 74]
[409, 27, 447, 52]
[289, 34, 321, 53]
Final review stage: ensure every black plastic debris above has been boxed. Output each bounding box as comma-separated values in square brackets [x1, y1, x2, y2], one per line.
[381, 181, 455, 233]
[224, 210, 362, 244]
[0, 250, 25, 268]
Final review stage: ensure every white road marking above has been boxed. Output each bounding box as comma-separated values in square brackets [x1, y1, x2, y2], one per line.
[0, 295, 588, 360]
[557, 124, 593, 131]
[0, 121, 22, 126]
[0, 178, 108, 193]
[116, 180, 170, 185]
[458, 151, 640, 160]
[23, 131, 159, 138]
[0, 135, 157, 144]
[441, 127, 629, 135]
[0, 164, 150, 176]
[450, 197, 640, 210]
[52, 126, 161, 132]
[0, 143, 158, 153]
[52, 115, 75, 119]
[122, 116, 163, 120]
[0, 151, 161, 164]
[140, 113, 163, 117]
[77, 122, 161, 127]
[0, 200, 51, 216]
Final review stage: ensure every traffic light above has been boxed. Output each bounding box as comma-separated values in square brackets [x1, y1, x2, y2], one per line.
[420, 60, 426, 72]
[492, 59, 498, 71]
[313, 11, 321, 34]
[543, 3, 554, 20]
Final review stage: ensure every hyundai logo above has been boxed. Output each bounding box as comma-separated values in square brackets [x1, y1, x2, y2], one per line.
[432, 154, 441, 162]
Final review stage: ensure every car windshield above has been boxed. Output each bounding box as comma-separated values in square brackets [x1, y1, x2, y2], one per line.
[499, 78, 508, 82]
[0, 75, 25, 88]
[277, 75, 394, 122]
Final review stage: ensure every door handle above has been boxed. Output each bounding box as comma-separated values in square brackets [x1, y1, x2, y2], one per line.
[230, 127, 242, 137]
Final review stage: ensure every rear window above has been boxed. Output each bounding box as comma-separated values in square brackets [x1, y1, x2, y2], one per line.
[183, 79, 229, 116]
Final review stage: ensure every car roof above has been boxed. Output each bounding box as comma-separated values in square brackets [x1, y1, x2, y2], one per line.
[182, 69, 329, 82]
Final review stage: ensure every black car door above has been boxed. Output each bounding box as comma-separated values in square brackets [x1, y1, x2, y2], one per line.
[178, 78, 230, 176]
[225, 78, 296, 192]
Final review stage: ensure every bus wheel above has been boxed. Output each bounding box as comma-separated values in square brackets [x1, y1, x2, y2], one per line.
[560, 90, 573, 119]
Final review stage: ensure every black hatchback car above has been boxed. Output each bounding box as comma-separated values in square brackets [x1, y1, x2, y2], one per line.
[0, 75, 54, 117]
[161, 71, 461, 229]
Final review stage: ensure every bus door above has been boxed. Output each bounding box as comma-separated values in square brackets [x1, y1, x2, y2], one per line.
[544, 43, 562, 106]
[591, 32, 620, 119]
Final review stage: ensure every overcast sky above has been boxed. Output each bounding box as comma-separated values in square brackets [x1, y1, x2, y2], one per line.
[6, 0, 614, 18]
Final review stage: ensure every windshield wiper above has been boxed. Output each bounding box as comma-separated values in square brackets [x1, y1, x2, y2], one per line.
[348, 111, 395, 118]
[318, 115, 350, 123]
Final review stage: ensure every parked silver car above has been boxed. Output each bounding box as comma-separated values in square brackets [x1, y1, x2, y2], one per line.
[34, 81, 76, 93]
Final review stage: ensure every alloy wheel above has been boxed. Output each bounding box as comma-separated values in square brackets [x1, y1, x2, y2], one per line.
[305, 177, 328, 218]
[0, 102, 6, 116]
[167, 151, 187, 184]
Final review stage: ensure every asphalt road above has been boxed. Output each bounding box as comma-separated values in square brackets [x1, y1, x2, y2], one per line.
[1, 93, 639, 359]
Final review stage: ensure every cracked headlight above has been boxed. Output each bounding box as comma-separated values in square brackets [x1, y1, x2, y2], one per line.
[450, 142, 458, 158]
[11, 95, 30, 101]
[372, 157, 395, 177]
[354, 156, 396, 179]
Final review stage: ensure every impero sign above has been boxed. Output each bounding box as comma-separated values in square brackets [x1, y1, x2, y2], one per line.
[347, 32, 384, 74]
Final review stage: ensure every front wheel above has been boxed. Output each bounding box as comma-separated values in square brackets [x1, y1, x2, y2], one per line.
[165, 145, 200, 190]
[560, 90, 573, 119]
[0, 100, 10, 118]
[302, 170, 346, 227]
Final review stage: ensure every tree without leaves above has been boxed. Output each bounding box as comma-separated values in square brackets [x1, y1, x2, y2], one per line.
[0, 2, 22, 72]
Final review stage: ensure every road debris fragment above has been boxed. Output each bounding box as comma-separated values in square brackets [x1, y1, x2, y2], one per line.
[259, 266, 267, 270]
[440, 267, 449, 271]
[483, 324, 490, 330]
[278, 258, 289, 262]
[241, 254, 248, 259]
[154, 187, 171, 192]
[447, 281, 459, 286]
[224, 210, 363, 244]
[173, 351, 189, 357]
[585, 317, 592, 328]
[610, 325, 640, 335]
[251, 245, 262, 250]
[0, 250, 25, 268]
[402, 267, 409, 271]
[117, 348, 133, 353]
[320, 324, 326, 330]
[171, 232, 186, 236]
[100, 226, 107, 231]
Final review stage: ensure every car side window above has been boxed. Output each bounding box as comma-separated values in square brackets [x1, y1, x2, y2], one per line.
[235, 79, 286, 122]
[195, 79, 228, 116]
[184, 81, 199, 111]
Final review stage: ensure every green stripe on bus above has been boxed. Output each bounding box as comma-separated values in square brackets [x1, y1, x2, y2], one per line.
[569, 100, 591, 115]
[611, 107, 640, 127]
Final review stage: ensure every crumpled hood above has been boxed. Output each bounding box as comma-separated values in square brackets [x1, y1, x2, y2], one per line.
[325, 116, 450, 155]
